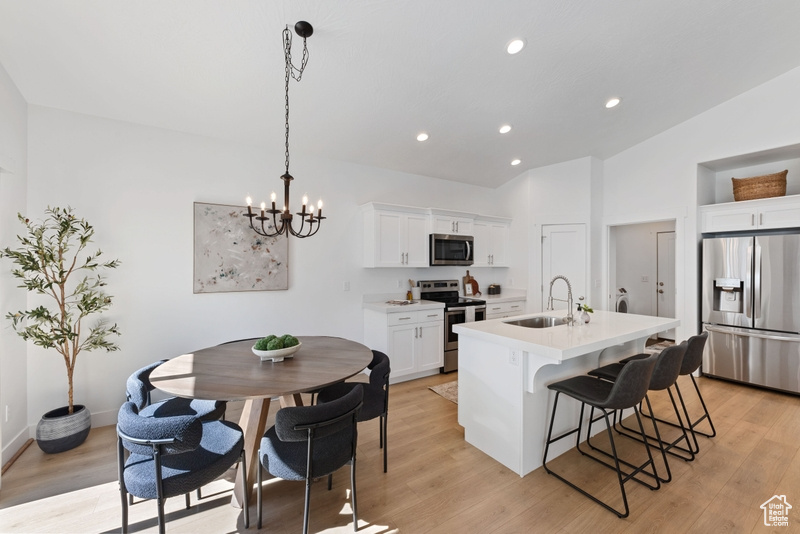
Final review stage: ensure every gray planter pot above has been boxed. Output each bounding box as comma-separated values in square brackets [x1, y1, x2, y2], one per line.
[36, 405, 91, 454]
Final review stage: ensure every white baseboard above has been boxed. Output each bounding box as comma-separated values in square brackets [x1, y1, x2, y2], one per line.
[2, 426, 31, 467]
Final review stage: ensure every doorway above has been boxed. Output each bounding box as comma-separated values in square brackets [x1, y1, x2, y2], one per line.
[657, 231, 676, 340]
[608, 220, 676, 330]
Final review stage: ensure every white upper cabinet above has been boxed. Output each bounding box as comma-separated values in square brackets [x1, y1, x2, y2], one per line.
[363, 203, 429, 268]
[430, 209, 474, 236]
[363, 203, 512, 268]
[472, 217, 510, 267]
[698, 143, 800, 233]
[700, 195, 800, 233]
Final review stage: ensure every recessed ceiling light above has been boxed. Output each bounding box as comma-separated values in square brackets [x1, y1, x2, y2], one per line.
[605, 97, 621, 109]
[506, 39, 525, 55]
[416, 132, 429, 142]
[499, 124, 512, 134]
[511, 159, 521, 166]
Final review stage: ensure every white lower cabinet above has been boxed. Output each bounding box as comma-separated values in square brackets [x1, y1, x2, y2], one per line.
[364, 308, 444, 383]
[486, 299, 526, 320]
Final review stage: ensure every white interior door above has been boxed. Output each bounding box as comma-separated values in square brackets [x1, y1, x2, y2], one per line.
[542, 224, 586, 312]
[657, 231, 676, 340]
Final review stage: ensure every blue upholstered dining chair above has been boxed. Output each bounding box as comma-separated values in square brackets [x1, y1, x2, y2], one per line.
[126, 360, 227, 421]
[257, 385, 363, 534]
[317, 350, 391, 472]
[116, 402, 248, 534]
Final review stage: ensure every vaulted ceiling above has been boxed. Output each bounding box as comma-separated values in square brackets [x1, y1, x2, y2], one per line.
[2, 0, 800, 187]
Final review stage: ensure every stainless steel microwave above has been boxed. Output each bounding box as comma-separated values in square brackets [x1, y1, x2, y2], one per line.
[429, 234, 474, 266]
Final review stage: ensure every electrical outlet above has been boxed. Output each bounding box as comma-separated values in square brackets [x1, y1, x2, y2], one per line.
[343, 281, 350, 292]
[641, 275, 649, 282]
[509, 278, 514, 287]
[396, 280, 402, 288]
[509, 350, 520, 366]
[5, 405, 9, 423]
[594, 279, 601, 288]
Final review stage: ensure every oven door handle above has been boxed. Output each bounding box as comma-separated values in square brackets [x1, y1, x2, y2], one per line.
[447, 307, 467, 313]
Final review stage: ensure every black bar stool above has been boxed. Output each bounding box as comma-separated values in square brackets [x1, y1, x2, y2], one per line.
[587, 343, 692, 482]
[542, 353, 659, 518]
[613, 332, 714, 455]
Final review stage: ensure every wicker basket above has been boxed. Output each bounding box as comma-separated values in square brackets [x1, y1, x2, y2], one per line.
[731, 170, 787, 201]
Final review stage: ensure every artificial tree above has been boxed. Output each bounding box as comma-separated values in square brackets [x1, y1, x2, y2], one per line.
[0, 206, 120, 414]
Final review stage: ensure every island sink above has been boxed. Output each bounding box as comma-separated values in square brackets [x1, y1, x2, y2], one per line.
[505, 316, 565, 328]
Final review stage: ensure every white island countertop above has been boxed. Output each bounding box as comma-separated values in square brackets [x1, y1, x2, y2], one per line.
[454, 308, 680, 477]
[454, 309, 679, 361]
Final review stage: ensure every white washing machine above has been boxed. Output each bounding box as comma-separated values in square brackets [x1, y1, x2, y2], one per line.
[615, 289, 629, 313]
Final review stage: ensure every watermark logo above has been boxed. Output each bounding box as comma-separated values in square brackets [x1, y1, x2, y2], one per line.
[761, 495, 792, 527]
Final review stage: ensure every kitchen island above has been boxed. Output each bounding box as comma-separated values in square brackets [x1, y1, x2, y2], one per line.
[453, 310, 680, 476]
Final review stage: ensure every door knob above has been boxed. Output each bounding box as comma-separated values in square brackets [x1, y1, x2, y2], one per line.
[658, 289, 664, 294]
[659, 282, 664, 286]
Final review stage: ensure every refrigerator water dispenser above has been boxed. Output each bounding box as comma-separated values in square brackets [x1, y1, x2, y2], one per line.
[714, 278, 743, 313]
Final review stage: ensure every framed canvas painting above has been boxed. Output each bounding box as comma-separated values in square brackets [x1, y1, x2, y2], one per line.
[193, 202, 288, 293]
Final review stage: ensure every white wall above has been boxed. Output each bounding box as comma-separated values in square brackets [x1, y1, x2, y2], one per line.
[0, 62, 28, 469]
[603, 65, 800, 341]
[499, 157, 596, 314]
[22, 105, 507, 429]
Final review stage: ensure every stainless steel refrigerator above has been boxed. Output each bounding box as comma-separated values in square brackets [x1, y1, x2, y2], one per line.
[702, 234, 800, 394]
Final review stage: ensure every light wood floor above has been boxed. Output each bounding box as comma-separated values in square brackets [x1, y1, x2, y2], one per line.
[2, 371, 800, 533]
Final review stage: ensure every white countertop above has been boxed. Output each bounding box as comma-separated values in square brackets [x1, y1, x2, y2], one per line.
[453, 309, 679, 361]
[363, 299, 444, 313]
[480, 290, 527, 303]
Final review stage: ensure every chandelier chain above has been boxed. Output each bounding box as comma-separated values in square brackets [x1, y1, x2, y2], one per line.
[283, 27, 309, 175]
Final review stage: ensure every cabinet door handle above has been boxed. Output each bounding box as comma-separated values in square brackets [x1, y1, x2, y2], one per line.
[760, 213, 763, 225]
[752, 214, 755, 226]
[427, 314, 439, 318]
[510, 305, 520, 309]
[398, 316, 412, 321]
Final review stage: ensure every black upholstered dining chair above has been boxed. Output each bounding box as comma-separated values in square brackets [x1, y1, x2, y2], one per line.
[317, 350, 391, 472]
[542, 353, 659, 518]
[257, 384, 363, 534]
[116, 402, 248, 534]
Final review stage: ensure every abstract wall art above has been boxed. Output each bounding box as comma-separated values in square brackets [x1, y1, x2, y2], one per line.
[193, 202, 288, 293]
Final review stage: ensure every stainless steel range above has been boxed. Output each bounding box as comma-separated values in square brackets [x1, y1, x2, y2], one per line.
[418, 279, 486, 373]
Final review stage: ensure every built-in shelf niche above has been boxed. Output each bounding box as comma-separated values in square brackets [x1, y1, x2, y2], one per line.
[697, 142, 800, 206]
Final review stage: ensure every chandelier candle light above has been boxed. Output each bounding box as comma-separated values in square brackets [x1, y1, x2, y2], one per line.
[245, 20, 325, 238]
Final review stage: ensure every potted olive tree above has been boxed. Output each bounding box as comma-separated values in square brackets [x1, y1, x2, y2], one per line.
[0, 207, 120, 453]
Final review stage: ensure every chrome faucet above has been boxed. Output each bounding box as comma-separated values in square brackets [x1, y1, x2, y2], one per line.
[547, 275, 575, 325]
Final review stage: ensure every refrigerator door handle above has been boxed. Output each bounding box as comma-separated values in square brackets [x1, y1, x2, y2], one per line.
[754, 243, 762, 320]
[705, 324, 800, 343]
[744, 243, 753, 320]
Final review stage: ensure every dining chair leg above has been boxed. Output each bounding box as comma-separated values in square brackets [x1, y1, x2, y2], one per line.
[256, 454, 263, 530]
[302, 476, 312, 534]
[382, 413, 388, 473]
[240, 449, 249, 529]
[351, 456, 358, 531]
[117, 438, 130, 534]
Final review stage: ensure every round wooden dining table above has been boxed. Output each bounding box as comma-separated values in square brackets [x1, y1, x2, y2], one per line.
[149, 336, 372, 507]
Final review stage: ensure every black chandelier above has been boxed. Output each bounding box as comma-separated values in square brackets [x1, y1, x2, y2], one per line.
[245, 21, 325, 238]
